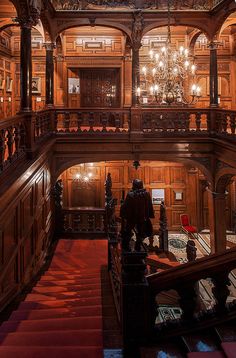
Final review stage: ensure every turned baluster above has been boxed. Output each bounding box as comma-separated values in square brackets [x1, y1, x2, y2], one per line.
[212, 272, 231, 313]
[221, 113, 228, 134]
[195, 112, 201, 131]
[88, 112, 94, 132]
[64, 112, 70, 132]
[0, 129, 6, 169]
[101, 112, 108, 132]
[77, 112, 83, 132]
[35, 116, 40, 138]
[14, 124, 21, 155]
[115, 113, 121, 132]
[7, 127, 14, 161]
[177, 282, 198, 320]
[230, 113, 236, 135]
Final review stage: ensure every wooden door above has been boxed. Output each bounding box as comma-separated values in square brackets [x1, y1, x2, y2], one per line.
[80, 68, 120, 108]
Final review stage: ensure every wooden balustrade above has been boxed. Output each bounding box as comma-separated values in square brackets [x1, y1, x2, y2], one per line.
[55, 108, 130, 133]
[63, 206, 106, 234]
[0, 114, 26, 172]
[147, 246, 236, 324]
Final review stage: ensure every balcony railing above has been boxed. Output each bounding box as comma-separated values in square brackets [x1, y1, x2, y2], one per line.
[1, 107, 236, 174]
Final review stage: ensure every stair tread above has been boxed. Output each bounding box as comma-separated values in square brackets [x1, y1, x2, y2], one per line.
[0, 346, 103, 358]
[0, 329, 103, 346]
[0, 316, 102, 333]
[19, 296, 102, 309]
[24, 289, 101, 301]
[187, 352, 225, 357]
[222, 342, 236, 358]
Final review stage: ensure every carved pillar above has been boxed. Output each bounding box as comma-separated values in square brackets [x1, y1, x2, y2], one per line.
[20, 22, 33, 112]
[131, 12, 143, 106]
[209, 41, 219, 107]
[44, 42, 55, 107]
[208, 190, 227, 253]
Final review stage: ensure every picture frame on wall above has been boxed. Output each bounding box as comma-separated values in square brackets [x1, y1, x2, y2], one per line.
[152, 188, 165, 205]
[174, 191, 183, 201]
[32, 77, 41, 94]
[68, 78, 80, 94]
[6, 76, 12, 92]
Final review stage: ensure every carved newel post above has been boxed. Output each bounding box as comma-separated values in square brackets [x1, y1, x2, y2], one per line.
[44, 42, 56, 107]
[105, 173, 118, 240]
[159, 201, 168, 251]
[18, 0, 41, 112]
[209, 41, 219, 107]
[131, 11, 143, 106]
[53, 179, 64, 236]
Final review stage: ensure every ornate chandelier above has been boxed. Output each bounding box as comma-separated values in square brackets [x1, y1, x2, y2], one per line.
[73, 163, 94, 188]
[137, 0, 201, 106]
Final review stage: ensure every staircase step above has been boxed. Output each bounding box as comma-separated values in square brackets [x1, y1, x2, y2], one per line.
[187, 352, 225, 357]
[140, 345, 185, 358]
[40, 276, 101, 283]
[9, 305, 102, 321]
[24, 289, 101, 301]
[0, 316, 102, 333]
[19, 296, 102, 309]
[0, 346, 103, 358]
[0, 330, 103, 346]
[215, 322, 236, 342]
[221, 342, 236, 358]
[182, 330, 221, 352]
[32, 284, 101, 293]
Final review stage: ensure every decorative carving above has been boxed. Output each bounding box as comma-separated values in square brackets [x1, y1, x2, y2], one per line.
[131, 11, 143, 51]
[159, 200, 168, 252]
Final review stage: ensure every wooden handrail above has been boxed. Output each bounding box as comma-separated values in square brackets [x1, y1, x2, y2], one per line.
[147, 246, 236, 292]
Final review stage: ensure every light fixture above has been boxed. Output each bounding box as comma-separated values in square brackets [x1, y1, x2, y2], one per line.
[137, 0, 201, 106]
[73, 163, 94, 188]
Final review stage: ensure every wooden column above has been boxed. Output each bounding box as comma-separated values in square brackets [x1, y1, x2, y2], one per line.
[20, 22, 32, 112]
[208, 191, 227, 253]
[44, 42, 55, 107]
[209, 41, 219, 107]
[132, 47, 140, 106]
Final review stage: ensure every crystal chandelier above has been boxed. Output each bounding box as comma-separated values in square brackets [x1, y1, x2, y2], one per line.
[73, 163, 94, 188]
[137, 0, 201, 106]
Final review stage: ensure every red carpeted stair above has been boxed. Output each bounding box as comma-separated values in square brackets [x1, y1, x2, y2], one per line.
[0, 239, 107, 358]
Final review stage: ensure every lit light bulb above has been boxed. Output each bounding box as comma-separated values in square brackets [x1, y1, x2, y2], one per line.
[150, 86, 154, 95]
[184, 60, 189, 68]
[191, 84, 197, 94]
[184, 48, 189, 57]
[154, 84, 159, 92]
[88, 173, 93, 178]
[155, 53, 159, 61]
[76, 173, 81, 179]
[196, 86, 201, 96]
[136, 87, 141, 96]
[161, 46, 166, 53]
[142, 66, 147, 75]
[149, 50, 154, 59]
[84, 176, 89, 182]
[179, 46, 184, 54]
[152, 68, 156, 76]
[173, 67, 178, 75]
[159, 61, 164, 68]
[191, 64, 196, 74]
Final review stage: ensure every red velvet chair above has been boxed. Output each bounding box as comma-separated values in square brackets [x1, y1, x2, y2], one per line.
[180, 214, 198, 239]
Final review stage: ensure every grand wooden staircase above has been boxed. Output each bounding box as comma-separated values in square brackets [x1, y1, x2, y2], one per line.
[0, 239, 109, 358]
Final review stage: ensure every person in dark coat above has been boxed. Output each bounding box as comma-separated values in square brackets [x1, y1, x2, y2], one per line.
[120, 179, 154, 251]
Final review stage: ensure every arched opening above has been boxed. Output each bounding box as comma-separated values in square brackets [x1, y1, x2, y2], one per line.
[54, 25, 128, 108]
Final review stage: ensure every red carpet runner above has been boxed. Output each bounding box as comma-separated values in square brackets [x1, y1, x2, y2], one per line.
[0, 239, 108, 358]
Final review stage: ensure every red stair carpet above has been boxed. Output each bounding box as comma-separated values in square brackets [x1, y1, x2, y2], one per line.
[0, 239, 108, 358]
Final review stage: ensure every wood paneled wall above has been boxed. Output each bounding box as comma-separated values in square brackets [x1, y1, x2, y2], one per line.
[0, 24, 236, 118]
[0, 157, 54, 311]
[60, 160, 203, 230]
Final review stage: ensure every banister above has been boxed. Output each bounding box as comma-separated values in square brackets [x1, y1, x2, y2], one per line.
[147, 245, 236, 292]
